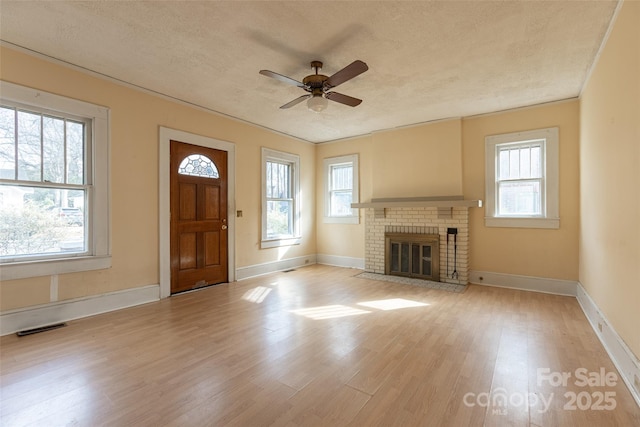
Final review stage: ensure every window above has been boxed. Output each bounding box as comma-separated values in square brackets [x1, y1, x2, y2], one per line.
[261, 148, 300, 248]
[178, 154, 219, 178]
[323, 154, 359, 224]
[485, 127, 559, 229]
[0, 81, 110, 279]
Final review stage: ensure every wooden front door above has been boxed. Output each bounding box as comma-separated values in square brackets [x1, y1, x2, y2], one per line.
[170, 140, 228, 294]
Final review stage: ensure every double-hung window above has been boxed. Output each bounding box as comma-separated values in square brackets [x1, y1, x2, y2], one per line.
[485, 127, 559, 229]
[323, 154, 359, 224]
[261, 148, 300, 248]
[0, 81, 110, 279]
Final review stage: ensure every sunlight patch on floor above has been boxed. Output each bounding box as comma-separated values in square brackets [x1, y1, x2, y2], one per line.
[242, 286, 272, 303]
[357, 298, 429, 311]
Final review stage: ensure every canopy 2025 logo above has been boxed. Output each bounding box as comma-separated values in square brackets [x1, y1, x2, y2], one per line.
[462, 367, 618, 415]
[537, 367, 618, 411]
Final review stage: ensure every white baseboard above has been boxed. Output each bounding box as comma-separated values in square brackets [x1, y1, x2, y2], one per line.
[469, 270, 577, 296]
[1, 284, 160, 336]
[576, 283, 640, 407]
[317, 254, 365, 269]
[235, 255, 317, 281]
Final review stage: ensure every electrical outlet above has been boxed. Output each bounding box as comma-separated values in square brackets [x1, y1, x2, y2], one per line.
[598, 322, 603, 332]
[634, 375, 640, 392]
[305, 259, 309, 264]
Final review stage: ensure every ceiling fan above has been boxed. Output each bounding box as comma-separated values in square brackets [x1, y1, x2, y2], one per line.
[259, 60, 368, 112]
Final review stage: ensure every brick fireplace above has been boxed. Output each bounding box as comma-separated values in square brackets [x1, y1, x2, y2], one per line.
[362, 205, 471, 285]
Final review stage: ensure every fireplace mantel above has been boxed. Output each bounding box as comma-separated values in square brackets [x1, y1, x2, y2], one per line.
[351, 196, 482, 209]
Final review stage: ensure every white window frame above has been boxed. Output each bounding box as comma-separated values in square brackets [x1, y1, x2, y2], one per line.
[261, 147, 301, 248]
[323, 154, 359, 224]
[485, 127, 559, 229]
[0, 81, 110, 280]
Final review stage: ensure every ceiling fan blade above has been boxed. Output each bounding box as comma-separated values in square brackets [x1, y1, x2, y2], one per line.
[259, 70, 307, 89]
[325, 92, 362, 107]
[324, 60, 368, 89]
[280, 94, 311, 109]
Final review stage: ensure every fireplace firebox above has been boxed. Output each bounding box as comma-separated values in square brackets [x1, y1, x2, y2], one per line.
[385, 233, 440, 281]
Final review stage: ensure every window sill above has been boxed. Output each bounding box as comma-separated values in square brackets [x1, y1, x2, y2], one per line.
[485, 217, 559, 229]
[261, 237, 301, 249]
[323, 215, 359, 224]
[0, 255, 112, 281]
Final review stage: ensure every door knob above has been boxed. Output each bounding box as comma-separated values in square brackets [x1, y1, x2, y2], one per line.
[221, 225, 228, 230]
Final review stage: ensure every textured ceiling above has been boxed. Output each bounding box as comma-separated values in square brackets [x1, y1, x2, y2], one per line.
[0, 1, 618, 143]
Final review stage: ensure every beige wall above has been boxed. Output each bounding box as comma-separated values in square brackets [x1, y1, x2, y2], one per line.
[0, 46, 316, 310]
[315, 136, 369, 259]
[370, 119, 463, 198]
[0, 276, 49, 311]
[462, 101, 580, 280]
[315, 119, 463, 258]
[317, 106, 580, 284]
[579, 1, 639, 357]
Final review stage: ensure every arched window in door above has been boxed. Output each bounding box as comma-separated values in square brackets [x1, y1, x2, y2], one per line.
[178, 154, 219, 178]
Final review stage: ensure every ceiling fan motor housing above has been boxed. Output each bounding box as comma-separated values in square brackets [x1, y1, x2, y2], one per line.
[303, 61, 329, 97]
[303, 80, 327, 97]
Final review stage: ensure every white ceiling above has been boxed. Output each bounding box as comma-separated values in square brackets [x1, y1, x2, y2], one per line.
[0, 1, 618, 143]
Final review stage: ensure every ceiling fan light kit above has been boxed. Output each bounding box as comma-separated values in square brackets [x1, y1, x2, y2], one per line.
[307, 95, 328, 112]
[260, 60, 368, 112]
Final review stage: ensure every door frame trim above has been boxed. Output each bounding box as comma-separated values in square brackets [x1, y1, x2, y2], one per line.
[159, 127, 236, 298]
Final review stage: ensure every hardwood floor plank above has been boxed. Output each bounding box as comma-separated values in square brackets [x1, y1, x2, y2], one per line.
[1, 265, 639, 426]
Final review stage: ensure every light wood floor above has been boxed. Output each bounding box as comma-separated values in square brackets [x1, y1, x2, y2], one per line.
[1, 265, 639, 426]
